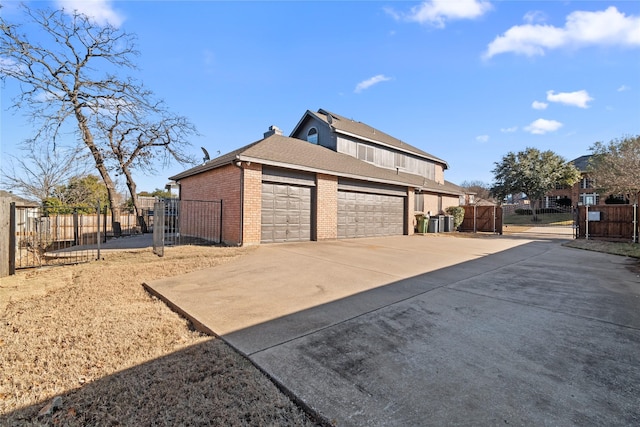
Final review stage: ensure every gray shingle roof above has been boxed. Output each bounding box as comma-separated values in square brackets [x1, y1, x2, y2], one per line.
[170, 134, 463, 196]
[304, 109, 449, 168]
[570, 155, 592, 172]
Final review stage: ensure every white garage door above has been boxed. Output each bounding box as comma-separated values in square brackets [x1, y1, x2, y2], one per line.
[337, 191, 405, 239]
[261, 183, 311, 243]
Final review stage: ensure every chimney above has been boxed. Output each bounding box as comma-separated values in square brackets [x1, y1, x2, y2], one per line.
[263, 125, 283, 138]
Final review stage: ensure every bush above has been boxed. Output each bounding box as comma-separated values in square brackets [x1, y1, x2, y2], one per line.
[515, 207, 561, 215]
[445, 206, 465, 228]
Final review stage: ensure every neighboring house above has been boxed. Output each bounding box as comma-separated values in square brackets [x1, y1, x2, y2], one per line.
[545, 155, 608, 208]
[170, 109, 464, 245]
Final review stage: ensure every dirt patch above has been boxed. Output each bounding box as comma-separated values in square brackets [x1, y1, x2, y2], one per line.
[0, 245, 319, 426]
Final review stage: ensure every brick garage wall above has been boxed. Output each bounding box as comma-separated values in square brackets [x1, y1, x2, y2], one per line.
[179, 164, 242, 245]
[406, 188, 415, 235]
[241, 163, 262, 245]
[316, 174, 338, 240]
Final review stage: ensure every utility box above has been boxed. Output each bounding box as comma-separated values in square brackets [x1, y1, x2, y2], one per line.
[444, 215, 454, 232]
[428, 217, 439, 233]
[416, 215, 427, 233]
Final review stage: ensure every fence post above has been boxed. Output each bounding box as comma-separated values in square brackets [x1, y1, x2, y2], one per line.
[219, 199, 223, 244]
[73, 210, 79, 246]
[492, 205, 496, 233]
[9, 202, 16, 276]
[585, 204, 589, 240]
[473, 204, 477, 233]
[96, 204, 101, 260]
[634, 203, 638, 243]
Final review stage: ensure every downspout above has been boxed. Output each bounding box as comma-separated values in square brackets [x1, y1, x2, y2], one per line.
[233, 156, 244, 246]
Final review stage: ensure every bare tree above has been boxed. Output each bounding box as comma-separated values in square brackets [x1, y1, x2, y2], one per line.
[1, 140, 90, 202]
[589, 135, 640, 204]
[0, 5, 196, 222]
[97, 89, 196, 216]
[459, 180, 493, 201]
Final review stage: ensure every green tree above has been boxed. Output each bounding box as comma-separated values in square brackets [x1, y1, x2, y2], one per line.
[589, 135, 640, 205]
[0, 5, 196, 223]
[45, 174, 109, 214]
[491, 147, 580, 221]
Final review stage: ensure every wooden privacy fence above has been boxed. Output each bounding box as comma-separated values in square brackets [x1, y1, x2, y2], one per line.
[459, 205, 503, 234]
[47, 211, 139, 240]
[577, 204, 639, 242]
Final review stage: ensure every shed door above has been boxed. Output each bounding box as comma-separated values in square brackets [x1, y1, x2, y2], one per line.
[261, 183, 311, 243]
[337, 191, 404, 239]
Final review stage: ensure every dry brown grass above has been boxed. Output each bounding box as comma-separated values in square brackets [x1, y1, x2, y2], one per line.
[563, 239, 640, 259]
[0, 246, 319, 426]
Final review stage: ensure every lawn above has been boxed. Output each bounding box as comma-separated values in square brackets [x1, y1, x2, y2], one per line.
[0, 246, 319, 426]
[563, 239, 640, 259]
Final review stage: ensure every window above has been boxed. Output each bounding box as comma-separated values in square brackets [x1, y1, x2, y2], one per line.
[580, 193, 600, 206]
[580, 177, 595, 189]
[415, 193, 425, 212]
[357, 144, 374, 162]
[307, 127, 318, 144]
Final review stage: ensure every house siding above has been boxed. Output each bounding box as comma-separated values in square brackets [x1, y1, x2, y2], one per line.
[179, 164, 242, 245]
[335, 134, 438, 180]
[316, 174, 338, 240]
[295, 117, 336, 150]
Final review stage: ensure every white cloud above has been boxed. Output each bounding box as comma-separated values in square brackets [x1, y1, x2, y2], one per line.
[387, 0, 492, 28]
[354, 75, 392, 93]
[500, 126, 518, 133]
[484, 6, 640, 59]
[523, 11, 547, 25]
[56, 0, 125, 27]
[524, 118, 563, 135]
[0, 57, 24, 74]
[546, 89, 593, 108]
[617, 85, 630, 92]
[476, 135, 489, 142]
[532, 101, 548, 110]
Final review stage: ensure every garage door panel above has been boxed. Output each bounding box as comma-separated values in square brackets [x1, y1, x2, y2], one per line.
[338, 191, 404, 239]
[261, 183, 311, 243]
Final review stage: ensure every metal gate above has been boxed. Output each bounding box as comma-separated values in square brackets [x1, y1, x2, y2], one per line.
[152, 199, 223, 256]
[7, 203, 99, 273]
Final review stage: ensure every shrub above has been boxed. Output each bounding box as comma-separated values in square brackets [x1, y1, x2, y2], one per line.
[445, 206, 465, 228]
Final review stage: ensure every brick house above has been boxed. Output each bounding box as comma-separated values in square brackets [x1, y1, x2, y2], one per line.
[545, 155, 613, 208]
[170, 109, 464, 245]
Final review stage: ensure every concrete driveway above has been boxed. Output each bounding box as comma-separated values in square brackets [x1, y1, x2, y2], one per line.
[146, 235, 640, 426]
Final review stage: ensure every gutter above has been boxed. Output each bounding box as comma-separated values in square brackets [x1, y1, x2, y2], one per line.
[233, 155, 244, 246]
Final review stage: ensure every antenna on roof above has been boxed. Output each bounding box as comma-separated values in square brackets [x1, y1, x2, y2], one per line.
[201, 147, 210, 163]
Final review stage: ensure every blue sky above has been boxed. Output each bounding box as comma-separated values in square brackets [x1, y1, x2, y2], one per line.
[1, 0, 639, 194]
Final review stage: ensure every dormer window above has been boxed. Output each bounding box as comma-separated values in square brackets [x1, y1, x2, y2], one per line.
[307, 127, 318, 144]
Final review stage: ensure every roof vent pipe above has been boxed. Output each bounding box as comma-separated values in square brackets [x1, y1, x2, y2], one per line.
[263, 125, 283, 138]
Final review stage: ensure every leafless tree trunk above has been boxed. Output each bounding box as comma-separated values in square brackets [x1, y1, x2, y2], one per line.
[1, 5, 196, 223]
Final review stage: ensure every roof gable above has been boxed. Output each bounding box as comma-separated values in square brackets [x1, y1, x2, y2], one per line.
[290, 109, 448, 168]
[570, 155, 592, 172]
